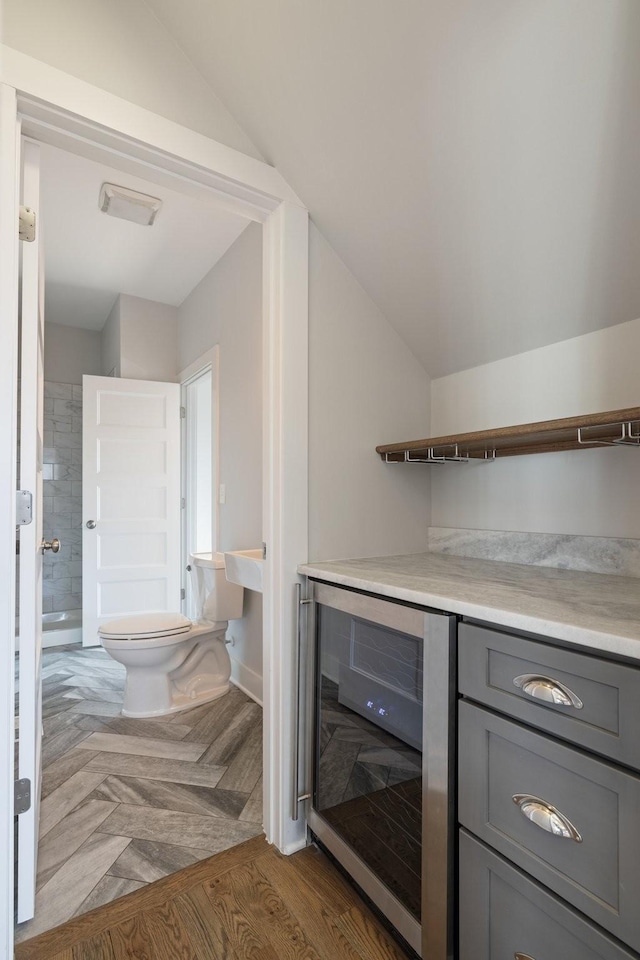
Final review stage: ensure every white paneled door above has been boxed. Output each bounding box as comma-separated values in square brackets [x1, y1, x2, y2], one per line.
[16, 139, 45, 924]
[82, 376, 181, 647]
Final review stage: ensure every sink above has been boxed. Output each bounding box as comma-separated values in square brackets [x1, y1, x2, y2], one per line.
[224, 549, 264, 593]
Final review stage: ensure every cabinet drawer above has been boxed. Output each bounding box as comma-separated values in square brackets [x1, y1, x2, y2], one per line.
[458, 701, 640, 951]
[459, 622, 640, 769]
[459, 830, 638, 960]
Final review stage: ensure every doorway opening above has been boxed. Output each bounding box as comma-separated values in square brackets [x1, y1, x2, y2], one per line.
[15, 135, 265, 942]
[181, 353, 217, 619]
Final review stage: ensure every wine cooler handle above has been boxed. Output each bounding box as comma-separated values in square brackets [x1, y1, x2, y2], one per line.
[292, 582, 312, 821]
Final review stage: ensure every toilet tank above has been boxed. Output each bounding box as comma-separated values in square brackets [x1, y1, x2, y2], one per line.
[190, 553, 244, 623]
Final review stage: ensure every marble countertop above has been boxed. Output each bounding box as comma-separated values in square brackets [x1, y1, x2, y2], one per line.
[298, 553, 640, 660]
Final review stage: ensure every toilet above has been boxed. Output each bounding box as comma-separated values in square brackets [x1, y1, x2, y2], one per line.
[99, 552, 244, 718]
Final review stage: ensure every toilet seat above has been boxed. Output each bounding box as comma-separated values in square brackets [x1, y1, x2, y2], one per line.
[99, 612, 192, 641]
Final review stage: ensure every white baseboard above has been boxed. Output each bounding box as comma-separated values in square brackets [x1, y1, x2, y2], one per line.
[230, 657, 263, 706]
[281, 836, 308, 856]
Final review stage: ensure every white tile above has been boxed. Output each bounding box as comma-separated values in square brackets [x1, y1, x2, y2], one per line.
[45, 481, 72, 498]
[47, 418, 72, 434]
[53, 432, 82, 449]
[44, 446, 73, 465]
[43, 579, 72, 598]
[44, 514, 72, 532]
[52, 497, 78, 515]
[52, 398, 75, 419]
[44, 383, 73, 400]
[51, 595, 82, 613]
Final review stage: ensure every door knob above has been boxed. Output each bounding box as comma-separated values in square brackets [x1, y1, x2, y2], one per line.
[86, 520, 97, 529]
[41, 538, 61, 553]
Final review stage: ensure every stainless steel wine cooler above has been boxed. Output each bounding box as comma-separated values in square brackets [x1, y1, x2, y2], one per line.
[296, 579, 456, 959]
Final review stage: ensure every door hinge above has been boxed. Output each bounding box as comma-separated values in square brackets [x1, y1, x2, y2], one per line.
[19, 206, 36, 242]
[181, 497, 185, 510]
[16, 490, 33, 526]
[180, 406, 186, 419]
[180, 588, 186, 601]
[15, 778, 31, 814]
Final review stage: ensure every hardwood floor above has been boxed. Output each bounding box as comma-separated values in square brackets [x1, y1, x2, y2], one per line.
[15, 644, 263, 942]
[14, 835, 413, 960]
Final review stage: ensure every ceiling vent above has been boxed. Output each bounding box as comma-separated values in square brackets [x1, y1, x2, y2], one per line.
[99, 183, 162, 226]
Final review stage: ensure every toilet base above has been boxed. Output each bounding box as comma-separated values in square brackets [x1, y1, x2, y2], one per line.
[102, 624, 233, 719]
[121, 680, 230, 719]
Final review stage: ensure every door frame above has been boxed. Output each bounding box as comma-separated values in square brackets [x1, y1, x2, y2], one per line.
[0, 83, 21, 960]
[16, 137, 45, 923]
[179, 347, 220, 617]
[0, 45, 309, 953]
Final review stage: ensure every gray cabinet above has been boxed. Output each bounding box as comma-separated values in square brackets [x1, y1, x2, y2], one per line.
[458, 621, 640, 959]
[459, 831, 638, 960]
[459, 622, 640, 769]
[458, 700, 640, 950]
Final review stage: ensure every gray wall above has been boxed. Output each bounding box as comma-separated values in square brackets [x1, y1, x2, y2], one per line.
[44, 322, 102, 385]
[430, 317, 640, 539]
[100, 298, 121, 377]
[178, 222, 263, 701]
[101, 295, 179, 382]
[119, 295, 178, 382]
[308, 224, 431, 561]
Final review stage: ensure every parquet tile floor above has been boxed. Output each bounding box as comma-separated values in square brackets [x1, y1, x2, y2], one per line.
[15, 643, 263, 943]
[14, 835, 413, 960]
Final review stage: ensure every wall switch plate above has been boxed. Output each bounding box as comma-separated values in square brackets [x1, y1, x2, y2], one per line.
[219, 484, 226, 504]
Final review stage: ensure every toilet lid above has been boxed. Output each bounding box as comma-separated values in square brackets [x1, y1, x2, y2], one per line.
[99, 612, 192, 641]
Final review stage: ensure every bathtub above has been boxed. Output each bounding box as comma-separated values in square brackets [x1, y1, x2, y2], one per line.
[42, 611, 82, 648]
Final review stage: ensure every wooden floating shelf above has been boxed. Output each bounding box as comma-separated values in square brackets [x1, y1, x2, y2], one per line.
[376, 406, 640, 463]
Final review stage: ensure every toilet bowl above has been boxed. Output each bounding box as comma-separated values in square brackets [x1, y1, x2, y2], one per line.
[99, 553, 244, 718]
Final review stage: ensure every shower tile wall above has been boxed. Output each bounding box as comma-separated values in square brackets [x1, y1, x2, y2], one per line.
[42, 382, 83, 615]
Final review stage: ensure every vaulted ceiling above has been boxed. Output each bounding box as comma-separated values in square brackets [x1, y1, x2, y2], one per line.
[142, 0, 640, 377]
[5, 1, 640, 377]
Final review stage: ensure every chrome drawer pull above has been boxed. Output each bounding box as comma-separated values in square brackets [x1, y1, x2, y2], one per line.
[515, 954, 536, 960]
[513, 674, 583, 709]
[512, 794, 583, 842]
